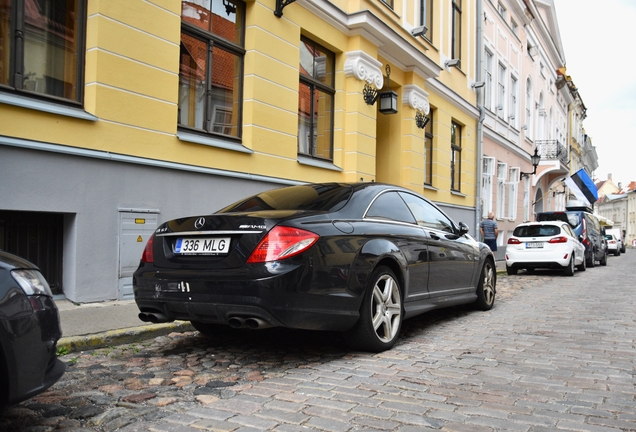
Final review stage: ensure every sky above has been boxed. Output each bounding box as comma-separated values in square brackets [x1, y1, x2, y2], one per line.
[554, 0, 636, 188]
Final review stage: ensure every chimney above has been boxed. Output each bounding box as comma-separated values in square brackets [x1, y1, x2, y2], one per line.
[608, 173, 612, 180]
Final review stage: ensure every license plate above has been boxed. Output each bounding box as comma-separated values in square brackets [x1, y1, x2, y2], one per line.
[174, 237, 231, 255]
[526, 242, 543, 248]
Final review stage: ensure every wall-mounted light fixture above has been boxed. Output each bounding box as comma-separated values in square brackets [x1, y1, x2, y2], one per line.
[520, 148, 541, 180]
[471, 81, 485, 89]
[364, 64, 398, 114]
[411, 25, 428, 37]
[445, 58, 461, 68]
[274, 0, 297, 17]
[415, 110, 430, 129]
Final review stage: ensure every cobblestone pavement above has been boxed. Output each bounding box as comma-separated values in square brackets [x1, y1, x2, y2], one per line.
[2, 253, 635, 432]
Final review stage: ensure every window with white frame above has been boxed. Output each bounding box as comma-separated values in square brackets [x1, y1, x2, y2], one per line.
[497, 63, 506, 119]
[484, 49, 494, 111]
[497, 2, 507, 19]
[482, 157, 495, 217]
[525, 77, 533, 140]
[510, 75, 518, 128]
[419, 0, 433, 42]
[496, 162, 507, 219]
[507, 167, 519, 219]
[511, 19, 519, 36]
[523, 176, 531, 221]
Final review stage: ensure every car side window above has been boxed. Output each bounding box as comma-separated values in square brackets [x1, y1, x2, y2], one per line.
[398, 192, 454, 233]
[365, 192, 416, 224]
[562, 224, 576, 238]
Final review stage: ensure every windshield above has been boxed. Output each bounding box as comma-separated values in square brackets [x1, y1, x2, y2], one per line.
[218, 184, 353, 213]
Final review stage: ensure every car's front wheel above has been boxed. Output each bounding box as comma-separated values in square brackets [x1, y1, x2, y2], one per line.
[343, 266, 403, 352]
[577, 254, 586, 271]
[475, 260, 496, 310]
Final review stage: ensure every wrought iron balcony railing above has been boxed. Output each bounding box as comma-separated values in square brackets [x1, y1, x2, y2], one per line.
[535, 140, 569, 167]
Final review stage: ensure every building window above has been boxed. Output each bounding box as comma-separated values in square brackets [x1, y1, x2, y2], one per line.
[451, 0, 462, 63]
[450, 121, 461, 192]
[482, 156, 495, 217]
[497, 63, 506, 119]
[178, 0, 245, 139]
[507, 167, 519, 219]
[496, 162, 507, 219]
[0, 0, 86, 103]
[497, 2, 507, 19]
[381, 0, 394, 9]
[298, 37, 334, 160]
[424, 109, 434, 185]
[419, 0, 433, 42]
[484, 49, 493, 111]
[510, 75, 518, 127]
[511, 19, 519, 36]
[525, 77, 533, 139]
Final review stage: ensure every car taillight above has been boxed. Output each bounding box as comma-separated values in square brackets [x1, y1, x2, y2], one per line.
[548, 236, 568, 244]
[141, 233, 155, 263]
[247, 226, 319, 263]
[507, 238, 521, 244]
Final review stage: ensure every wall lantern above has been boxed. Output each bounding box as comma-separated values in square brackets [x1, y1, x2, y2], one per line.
[520, 148, 541, 180]
[363, 64, 398, 115]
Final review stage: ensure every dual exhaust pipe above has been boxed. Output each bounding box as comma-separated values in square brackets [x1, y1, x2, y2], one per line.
[139, 312, 271, 329]
[228, 316, 272, 329]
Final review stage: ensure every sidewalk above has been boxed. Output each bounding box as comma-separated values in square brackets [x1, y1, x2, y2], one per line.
[55, 261, 508, 354]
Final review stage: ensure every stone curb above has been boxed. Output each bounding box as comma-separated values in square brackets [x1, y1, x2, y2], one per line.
[57, 321, 194, 354]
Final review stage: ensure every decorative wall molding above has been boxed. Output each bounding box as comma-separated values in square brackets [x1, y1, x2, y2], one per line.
[402, 84, 430, 114]
[344, 51, 383, 89]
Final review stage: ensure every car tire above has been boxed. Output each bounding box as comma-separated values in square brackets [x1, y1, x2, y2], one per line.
[616, 249, 620, 256]
[600, 252, 607, 266]
[342, 266, 403, 353]
[577, 255, 586, 271]
[587, 253, 595, 268]
[474, 260, 496, 311]
[563, 255, 575, 276]
[506, 266, 517, 275]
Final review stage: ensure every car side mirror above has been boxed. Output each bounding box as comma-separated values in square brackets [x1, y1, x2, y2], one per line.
[457, 222, 469, 236]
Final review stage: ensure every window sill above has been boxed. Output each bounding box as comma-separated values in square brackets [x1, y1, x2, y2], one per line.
[0, 92, 98, 121]
[297, 155, 342, 171]
[424, 184, 438, 191]
[451, 190, 466, 197]
[177, 130, 253, 154]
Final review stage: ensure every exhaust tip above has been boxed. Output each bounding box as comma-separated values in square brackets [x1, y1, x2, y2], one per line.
[228, 317, 245, 328]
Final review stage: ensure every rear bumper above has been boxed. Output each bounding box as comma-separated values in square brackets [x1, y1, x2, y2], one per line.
[133, 263, 362, 331]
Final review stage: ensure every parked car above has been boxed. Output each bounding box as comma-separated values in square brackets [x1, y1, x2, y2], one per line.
[605, 228, 625, 253]
[0, 251, 66, 412]
[536, 201, 607, 267]
[133, 182, 497, 352]
[604, 233, 621, 256]
[505, 221, 587, 276]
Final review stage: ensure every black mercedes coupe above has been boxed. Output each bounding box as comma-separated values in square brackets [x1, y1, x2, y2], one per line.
[133, 182, 496, 352]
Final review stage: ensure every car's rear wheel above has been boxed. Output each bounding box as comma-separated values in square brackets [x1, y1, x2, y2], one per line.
[474, 260, 496, 310]
[600, 251, 607, 266]
[343, 266, 402, 352]
[506, 266, 517, 275]
[563, 255, 575, 276]
[587, 252, 595, 268]
[614, 249, 620, 256]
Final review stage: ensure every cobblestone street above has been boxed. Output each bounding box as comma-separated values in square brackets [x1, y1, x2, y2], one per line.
[2, 252, 635, 432]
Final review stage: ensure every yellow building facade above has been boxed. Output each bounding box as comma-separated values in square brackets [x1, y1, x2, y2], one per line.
[0, 0, 480, 302]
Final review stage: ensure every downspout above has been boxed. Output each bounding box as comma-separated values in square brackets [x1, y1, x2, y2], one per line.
[474, 0, 485, 239]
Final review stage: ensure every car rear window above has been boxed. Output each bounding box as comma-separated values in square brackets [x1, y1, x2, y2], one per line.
[218, 184, 353, 213]
[513, 225, 561, 237]
[537, 212, 581, 228]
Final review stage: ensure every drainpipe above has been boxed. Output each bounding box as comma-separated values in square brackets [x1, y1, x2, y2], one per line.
[474, 0, 485, 239]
